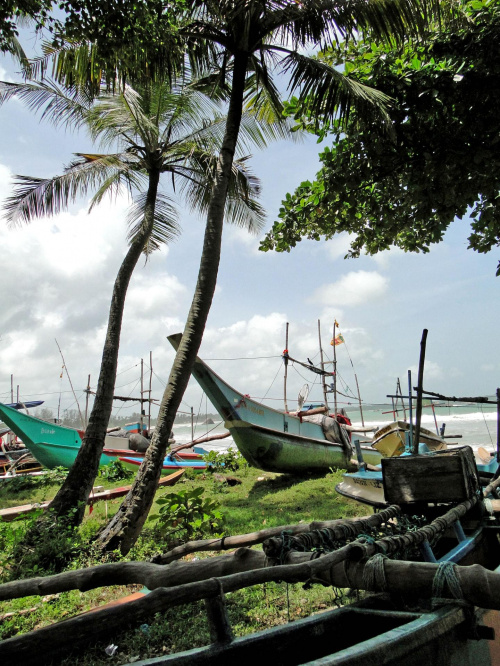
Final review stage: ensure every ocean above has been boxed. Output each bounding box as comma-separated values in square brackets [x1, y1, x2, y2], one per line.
[172, 402, 499, 457]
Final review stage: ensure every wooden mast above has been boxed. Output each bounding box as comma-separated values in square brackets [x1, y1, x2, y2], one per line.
[497, 387, 500, 464]
[332, 321, 338, 418]
[318, 320, 329, 412]
[140, 358, 144, 433]
[413, 328, 428, 455]
[283, 322, 289, 413]
[148, 351, 153, 432]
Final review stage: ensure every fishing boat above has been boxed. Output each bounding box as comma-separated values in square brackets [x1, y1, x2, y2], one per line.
[167, 333, 382, 474]
[0, 403, 202, 470]
[118, 455, 208, 475]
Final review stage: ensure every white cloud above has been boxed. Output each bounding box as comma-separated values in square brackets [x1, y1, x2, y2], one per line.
[325, 233, 353, 261]
[311, 271, 389, 307]
[371, 246, 405, 269]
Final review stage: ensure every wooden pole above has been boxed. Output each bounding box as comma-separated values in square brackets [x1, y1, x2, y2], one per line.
[497, 388, 500, 464]
[333, 322, 338, 418]
[414, 328, 428, 455]
[140, 358, 144, 433]
[408, 370, 413, 453]
[148, 352, 153, 432]
[318, 320, 329, 412]
[283, 322, 289, 413]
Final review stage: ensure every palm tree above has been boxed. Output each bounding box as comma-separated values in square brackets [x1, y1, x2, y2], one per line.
[0, 75, 270, 527]
[95, 0, 444, 553]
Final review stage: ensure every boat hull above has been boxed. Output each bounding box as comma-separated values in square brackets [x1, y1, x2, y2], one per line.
[131, 597, 499, 666]
[228, 419, 381, 474]
[119, 456, 208, 474]
[335, 470, 386, 508]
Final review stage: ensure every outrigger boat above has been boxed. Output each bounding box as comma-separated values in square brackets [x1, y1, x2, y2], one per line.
[168, 333, 381, 474]
[0, 403, 204, 470]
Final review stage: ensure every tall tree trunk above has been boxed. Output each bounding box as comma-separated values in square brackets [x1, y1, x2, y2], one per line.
[96, 53, 249, 555]
[41, 168, 161, 526]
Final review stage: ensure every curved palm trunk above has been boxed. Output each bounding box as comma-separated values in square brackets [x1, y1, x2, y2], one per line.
[96, 53, 249, 555]
[45, 168, 161, 525]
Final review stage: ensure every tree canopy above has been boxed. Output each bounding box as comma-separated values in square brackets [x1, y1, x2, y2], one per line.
[260, 1, 500, 275]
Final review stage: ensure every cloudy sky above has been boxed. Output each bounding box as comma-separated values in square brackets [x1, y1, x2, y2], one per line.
[0, 48, 498, 426]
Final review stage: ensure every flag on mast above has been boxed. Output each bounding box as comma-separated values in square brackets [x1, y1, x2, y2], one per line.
[331, 333, 345, 347]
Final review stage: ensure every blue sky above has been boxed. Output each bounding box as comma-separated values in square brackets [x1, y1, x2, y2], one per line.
[0, 48, 498, 424]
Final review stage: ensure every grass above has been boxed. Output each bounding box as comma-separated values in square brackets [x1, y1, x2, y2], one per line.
[0, 459, 367, 665]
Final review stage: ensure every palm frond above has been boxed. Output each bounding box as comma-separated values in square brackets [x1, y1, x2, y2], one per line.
[126, 191, 181, 256]
[3, 154, 136, 226]
[88, 169, 148, 212]
[265, 0, 444, 51]
[88, 86, 160, 151]
[179, 149, 265, 233]
[0, 80, 92, 130]
[280, 50, 392, 128]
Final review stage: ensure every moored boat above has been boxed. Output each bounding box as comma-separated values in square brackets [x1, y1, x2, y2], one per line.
[167, 333, 382, 474]
[0, 403, 203, 470]
[119, 455, 208, 475]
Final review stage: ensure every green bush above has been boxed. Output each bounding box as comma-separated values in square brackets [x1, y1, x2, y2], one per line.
[149, 487, 224, 543]
[203, 447, 247, 474]
[98, 460, 133, 482]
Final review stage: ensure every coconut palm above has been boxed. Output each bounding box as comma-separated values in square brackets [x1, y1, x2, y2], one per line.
[95, 0, 445, 553]
[0, 75, 273, 526]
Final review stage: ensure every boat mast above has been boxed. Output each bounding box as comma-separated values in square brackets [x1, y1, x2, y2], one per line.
[414, 328, 428, 455]
[148, 351, 153, 432]
[140, 358, 144, 433]
[497, 388, 500, 464]
[332, 321, 338, 418]
[318, 320, 329, 412]
[283, 322, 289, 413]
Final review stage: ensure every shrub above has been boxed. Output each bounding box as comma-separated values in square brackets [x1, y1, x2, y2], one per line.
[149, 487, 224, 543]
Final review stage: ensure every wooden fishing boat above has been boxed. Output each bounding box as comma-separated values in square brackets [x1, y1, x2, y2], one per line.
[119, 455, 208, 474]
[167, 334, 382, 474]
[371, 419, 448, 457]
[0, 403, 201, 470]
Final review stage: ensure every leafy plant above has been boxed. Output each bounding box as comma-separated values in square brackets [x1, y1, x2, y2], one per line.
[149, 487, 224, 543]
[203, 447, 246, 474]
[98, 460, 133, 482]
